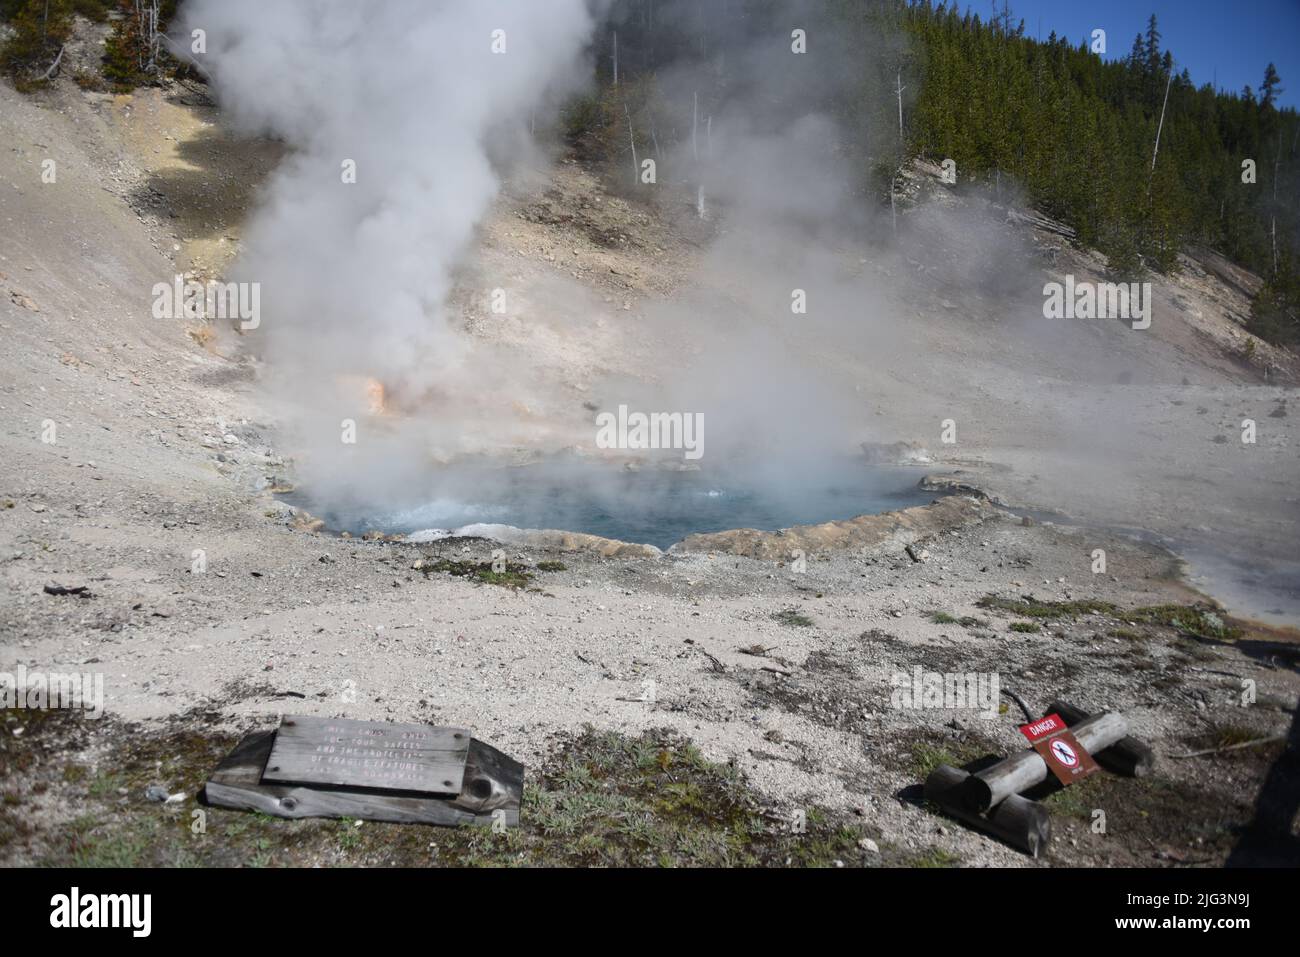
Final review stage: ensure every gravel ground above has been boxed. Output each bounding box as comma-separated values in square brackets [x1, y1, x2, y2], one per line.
[1, 73, 1297, 867]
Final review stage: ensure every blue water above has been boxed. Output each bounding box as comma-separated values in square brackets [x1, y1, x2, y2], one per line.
[291, 462, 935, 550]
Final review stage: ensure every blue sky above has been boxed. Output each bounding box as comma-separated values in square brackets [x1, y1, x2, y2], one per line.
[990, 0, 1299, 108]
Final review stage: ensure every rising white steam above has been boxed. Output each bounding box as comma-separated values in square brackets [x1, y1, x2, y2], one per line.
[172, 0, 598, 489]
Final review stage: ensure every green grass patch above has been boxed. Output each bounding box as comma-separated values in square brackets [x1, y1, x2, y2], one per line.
[1042, 774, 1106, 820]
[911, 846, 961, 867]
[64, 814, 154, 868]
[976, 595, 1240, 641]
[1009, 621, 1041, 633]
[1128, 605, 1241, 641]
[1196, 724, 1270, 752]
[419, 558, 533, 589]
[976, 595, 1119, 619]
[772, 609, 814, 628]
[535, 561, 567, 572]
[911, 743, 958, 780]
[928, 611, 958, 624]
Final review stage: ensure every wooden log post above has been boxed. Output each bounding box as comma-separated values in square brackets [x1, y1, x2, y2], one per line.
[963, 711, 1128, 812]
[925, 765, 1051, 858]
[1048, 700, 1155, 777]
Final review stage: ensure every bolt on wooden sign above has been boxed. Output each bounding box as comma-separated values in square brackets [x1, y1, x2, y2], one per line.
[1019, 712, 1099, 786]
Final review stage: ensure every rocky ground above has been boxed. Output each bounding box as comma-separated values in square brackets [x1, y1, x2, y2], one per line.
[1, 62, 1298, 867]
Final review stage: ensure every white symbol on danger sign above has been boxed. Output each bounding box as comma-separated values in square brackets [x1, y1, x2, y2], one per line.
[1051, 739, 1079, 768]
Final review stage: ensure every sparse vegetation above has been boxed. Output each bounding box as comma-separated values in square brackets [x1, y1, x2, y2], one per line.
[1189, 723, 1276, 756]
[18, 714, 878, 868]
[911, 742, 958, 780]
[772, 608, 814, 628]
[1, 0, 75, 89]
[1, 0, 179, 90]
[911, 846, 961, 868]
[974, 594, 1241, 641]
[977, 595, 1119, 619]
[418, 557, 533, 589]
[1042, 773, 1106, 820]
[1129, 604, 1242, 641]
[101, 0, 181, 91]
[1009, 621, 1041, 633]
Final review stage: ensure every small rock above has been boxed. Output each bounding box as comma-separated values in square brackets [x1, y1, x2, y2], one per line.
[144, 785, 169, 803]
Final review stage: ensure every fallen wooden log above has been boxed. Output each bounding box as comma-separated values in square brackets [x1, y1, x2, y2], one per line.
[963, 711, 1128, 812]
[1048, 700, 1155, 777]
[925, 765, 1051, 858]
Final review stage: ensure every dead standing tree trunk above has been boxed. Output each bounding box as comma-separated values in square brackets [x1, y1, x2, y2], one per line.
[130, 0, 162, 75]
[1147, 61, 1174, 195]
[891, 68, 908, 235]
[693, 90, 706, 219]
[625, 101, 639, 186]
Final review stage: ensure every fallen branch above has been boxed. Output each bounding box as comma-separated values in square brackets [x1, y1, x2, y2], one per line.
[41, 45, 66, 81]
[43, 583, 89, 597]
[1185, 666, 1246, 680]
[1169, 735, 1286, 759]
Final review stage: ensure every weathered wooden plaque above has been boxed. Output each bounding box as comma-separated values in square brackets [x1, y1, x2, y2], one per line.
[205, 726, 524, 827]
[261, 715, 470, 795]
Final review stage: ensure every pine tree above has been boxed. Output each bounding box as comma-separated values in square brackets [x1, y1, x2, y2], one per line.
[1, 0, 73, 80]
[1261, 63, 1284, 110]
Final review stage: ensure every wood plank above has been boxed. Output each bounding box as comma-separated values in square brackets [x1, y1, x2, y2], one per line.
[204, 729, 523, 827]
[262, 715, 469, 794]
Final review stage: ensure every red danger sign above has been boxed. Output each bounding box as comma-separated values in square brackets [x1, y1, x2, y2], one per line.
[1020, 714, 1066, 742]
[1018, 713, 1099, 786]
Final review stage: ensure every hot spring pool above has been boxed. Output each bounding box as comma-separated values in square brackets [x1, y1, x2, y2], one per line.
[288, 463, 936, 550]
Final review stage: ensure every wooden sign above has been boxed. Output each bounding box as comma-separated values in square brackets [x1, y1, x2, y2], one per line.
[1019, 713, 1099, 786]
[206, 725, 524, 828]
[262, 716, 470, 795]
